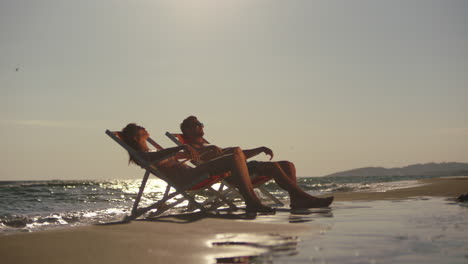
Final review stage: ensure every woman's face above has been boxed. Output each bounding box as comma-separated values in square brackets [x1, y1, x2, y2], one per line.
[136, 126, 149, 140]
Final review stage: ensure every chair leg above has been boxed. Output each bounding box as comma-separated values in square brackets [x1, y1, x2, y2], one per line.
[222, 181, 245, 202]
[148, 197, 187, 218]
[207, 187, 238, 210]
[218, 183, 226, 192]
[163, 185, 171, 197]
[131, 189, 181, 219]
[257, 185, 284, 206]
[178, 189, 206, 212]
[131, 170, 150, 217]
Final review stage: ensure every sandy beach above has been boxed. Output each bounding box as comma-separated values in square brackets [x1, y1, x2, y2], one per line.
[0, 213, 312, 264]
[1, 177, 467, 264]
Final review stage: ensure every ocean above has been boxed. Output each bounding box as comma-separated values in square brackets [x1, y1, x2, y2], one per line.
[0, 174, 451, 234]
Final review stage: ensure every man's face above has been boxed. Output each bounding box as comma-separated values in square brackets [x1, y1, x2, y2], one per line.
[186, 118, 205, 137]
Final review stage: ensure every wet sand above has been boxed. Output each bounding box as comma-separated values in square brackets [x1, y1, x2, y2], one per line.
[1, 177, 466, 264]
[332, 177, 468, 201]
[0, 213, 313, 264]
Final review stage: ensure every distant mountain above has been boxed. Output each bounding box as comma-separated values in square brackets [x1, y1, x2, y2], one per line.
[324, 162, 468, 177]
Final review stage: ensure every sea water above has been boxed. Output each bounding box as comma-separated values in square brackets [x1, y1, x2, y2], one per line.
[0, 175, 456, 234]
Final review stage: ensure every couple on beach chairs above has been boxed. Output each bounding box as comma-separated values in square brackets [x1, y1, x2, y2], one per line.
[119, 116, 333, 213]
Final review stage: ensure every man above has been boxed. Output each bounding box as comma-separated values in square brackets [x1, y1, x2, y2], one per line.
[179, 116, 333, 209]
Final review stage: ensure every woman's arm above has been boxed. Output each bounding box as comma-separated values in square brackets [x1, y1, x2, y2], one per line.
[143, 145, 200, 163]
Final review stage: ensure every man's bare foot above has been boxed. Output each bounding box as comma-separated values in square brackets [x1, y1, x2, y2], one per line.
[290, 196, 334, 209]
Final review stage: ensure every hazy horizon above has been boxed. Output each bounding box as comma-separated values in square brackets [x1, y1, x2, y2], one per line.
[2, 161, 468, 181]
[1, 0, 467, 180]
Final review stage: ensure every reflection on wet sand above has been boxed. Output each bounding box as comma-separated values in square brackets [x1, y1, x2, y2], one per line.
[216, 255, 267, 263]
[211, 233, 299, 264]
[216, 255, 268, 263]
[208, 208, 333, 263]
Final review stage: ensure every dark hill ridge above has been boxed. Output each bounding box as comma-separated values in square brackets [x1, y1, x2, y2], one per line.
[324, 162, 468, 177]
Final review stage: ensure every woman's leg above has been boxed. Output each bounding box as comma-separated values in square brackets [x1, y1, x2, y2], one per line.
[184, 147, 270, 211]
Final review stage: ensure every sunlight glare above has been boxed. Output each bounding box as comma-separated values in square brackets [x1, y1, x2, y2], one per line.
[166, 0, 249, 24]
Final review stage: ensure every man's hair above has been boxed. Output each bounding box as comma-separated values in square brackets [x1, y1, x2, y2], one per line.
[180, 116, 198, 134]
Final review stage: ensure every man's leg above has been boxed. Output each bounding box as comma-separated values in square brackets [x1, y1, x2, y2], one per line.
[254, 162, 333, 208]
[277, 161, 296, 182]
[187, 148, 272, 212]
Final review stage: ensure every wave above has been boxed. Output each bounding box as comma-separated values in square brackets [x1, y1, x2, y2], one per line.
[0, 207, 129, 234]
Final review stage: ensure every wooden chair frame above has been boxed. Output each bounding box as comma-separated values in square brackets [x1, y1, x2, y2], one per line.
[106, 130, 238, 221]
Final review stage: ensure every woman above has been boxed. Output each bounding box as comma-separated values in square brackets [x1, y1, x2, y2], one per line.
[119, 123, 274, 213]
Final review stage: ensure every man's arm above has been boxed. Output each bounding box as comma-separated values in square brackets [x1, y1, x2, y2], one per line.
[198, 145, 224, 161]
[223, 146, 274, 160]
[186, 143, 274, 161]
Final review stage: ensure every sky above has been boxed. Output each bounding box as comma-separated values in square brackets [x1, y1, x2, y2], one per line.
[1, 0, 467, 180]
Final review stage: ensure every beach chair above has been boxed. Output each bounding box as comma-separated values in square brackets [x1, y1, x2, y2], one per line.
[105, 130, 239, 221]
[165, 132, 284, 207]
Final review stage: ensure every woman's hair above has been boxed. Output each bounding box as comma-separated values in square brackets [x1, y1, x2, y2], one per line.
[119, 123, 144, 164]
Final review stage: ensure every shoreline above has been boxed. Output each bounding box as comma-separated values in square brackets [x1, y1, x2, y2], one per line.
[1, 177, 467, 264]
[331, 177, 468, 201]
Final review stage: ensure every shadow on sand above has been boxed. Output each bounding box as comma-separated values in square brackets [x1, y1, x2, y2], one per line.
[97, 207, 333, 226]
[95, 210, 263, 226]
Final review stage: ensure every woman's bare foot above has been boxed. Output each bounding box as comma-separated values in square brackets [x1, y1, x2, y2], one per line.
[290, 196, 334, 209]
[246, 204, 276, 214]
